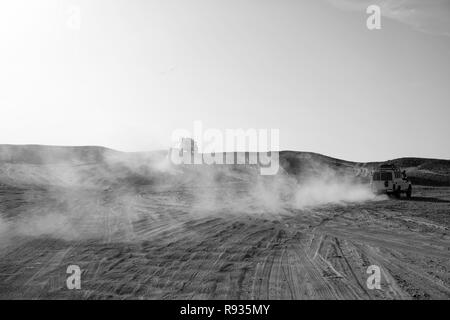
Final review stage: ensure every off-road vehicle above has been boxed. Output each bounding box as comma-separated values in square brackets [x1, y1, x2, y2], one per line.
[371, 164, 412, 198]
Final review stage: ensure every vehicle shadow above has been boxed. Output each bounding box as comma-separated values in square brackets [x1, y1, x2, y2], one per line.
[407, 196, 450, 203]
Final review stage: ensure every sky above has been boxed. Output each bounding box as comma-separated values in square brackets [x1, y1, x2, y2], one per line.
[0, 0, 449, 162]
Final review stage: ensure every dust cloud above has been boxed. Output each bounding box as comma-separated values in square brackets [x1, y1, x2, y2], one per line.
[0, 149, 383, 243]
[293, 167, 382, 208]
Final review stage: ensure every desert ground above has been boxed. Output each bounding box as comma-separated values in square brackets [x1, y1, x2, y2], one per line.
[0, 146, 449, 299]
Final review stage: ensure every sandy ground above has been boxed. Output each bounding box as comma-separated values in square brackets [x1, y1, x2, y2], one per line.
[0, 182, 449, 300]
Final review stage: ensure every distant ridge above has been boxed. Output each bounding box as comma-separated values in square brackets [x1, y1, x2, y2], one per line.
[0, 144, 120, 165]
[0, 145, 449, 186]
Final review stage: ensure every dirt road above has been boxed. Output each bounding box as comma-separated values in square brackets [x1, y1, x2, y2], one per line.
[0, 183, 449, 299]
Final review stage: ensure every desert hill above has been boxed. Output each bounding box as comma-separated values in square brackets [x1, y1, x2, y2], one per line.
[0, 145, 449, 187]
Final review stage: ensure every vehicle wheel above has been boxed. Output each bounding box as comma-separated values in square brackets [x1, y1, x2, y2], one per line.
[406, 186, 412, 199]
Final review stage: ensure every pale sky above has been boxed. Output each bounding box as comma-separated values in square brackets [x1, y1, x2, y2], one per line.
[1, 0, 449, 162]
